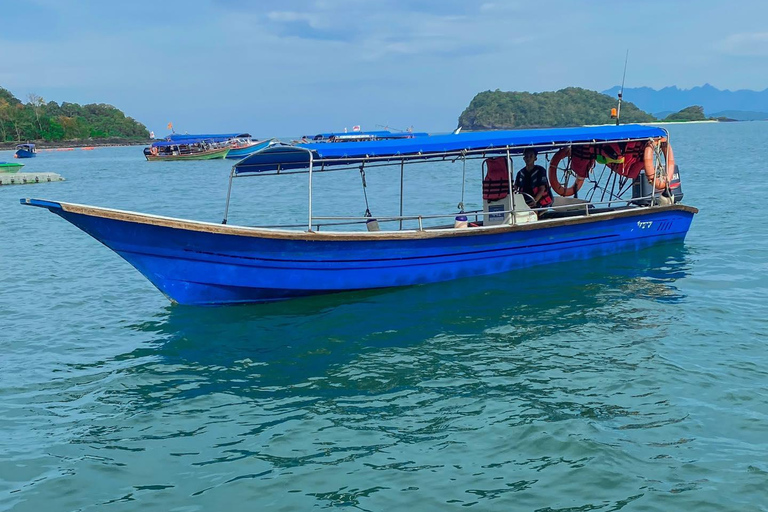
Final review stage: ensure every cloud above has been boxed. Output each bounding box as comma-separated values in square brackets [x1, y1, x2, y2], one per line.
[216, 0, 532, 59]
[264, 10, 351, 41]
[718, 32, 768, 57]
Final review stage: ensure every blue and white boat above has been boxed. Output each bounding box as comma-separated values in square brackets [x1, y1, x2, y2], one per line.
[15, 143, 36, 158]
[225, 137, 273, 159]
[21, 125, 696, 306]
[300, 130, 429, 143]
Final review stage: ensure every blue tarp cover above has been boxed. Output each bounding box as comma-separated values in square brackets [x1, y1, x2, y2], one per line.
[235, 125, 666, 175]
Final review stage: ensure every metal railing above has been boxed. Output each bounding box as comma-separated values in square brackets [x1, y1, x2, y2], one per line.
[252, 192, 665, 232]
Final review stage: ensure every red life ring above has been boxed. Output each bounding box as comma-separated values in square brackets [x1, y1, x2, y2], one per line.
[548, 148, 585, 197]
[643, 139, 675, 190]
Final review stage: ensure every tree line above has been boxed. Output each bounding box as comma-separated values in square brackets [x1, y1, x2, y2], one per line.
[0, 87, 149, 142]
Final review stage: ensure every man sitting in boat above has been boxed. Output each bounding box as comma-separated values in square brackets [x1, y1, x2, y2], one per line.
[515, 148, 553, 212]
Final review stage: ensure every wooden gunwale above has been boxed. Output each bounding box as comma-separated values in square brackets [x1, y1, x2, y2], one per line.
[48, 201, 699, 242]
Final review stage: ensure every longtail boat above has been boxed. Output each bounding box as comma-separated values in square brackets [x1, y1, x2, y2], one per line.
[23, 125, 696, 306]
[161, 132, 271, 160]
[225, 138, 273, 160]
[143, 140, 230, 161]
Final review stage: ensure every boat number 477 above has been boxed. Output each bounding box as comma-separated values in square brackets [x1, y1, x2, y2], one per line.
[637, 221, 653, 229]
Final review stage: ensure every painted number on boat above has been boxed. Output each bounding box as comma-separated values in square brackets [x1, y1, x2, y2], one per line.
[637, 221, 653, 229]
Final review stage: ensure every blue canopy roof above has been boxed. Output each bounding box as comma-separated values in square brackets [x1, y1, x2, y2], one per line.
[16, 143, 35, 149]
[151, 139, 210, 148]
[168, 132, 250, 142]
[234, 125, 666, 175]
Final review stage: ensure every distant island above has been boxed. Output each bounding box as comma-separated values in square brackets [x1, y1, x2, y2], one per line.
[457, 87, 739, 129]
[0, 86, 149, 147]
[602, 84, 768, 121]
[662, 105, 708, 122]
[459, 87, 662, 130]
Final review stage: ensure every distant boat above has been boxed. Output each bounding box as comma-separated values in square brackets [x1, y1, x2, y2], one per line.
[143, 140, 230, 161]
[225, 138, 273, 159]
[0, 161, 24, 173]
[163, 132, 270, 160]
[14, 143, 36, 158]
[299, 130, 429, 144]
[167, 132, 249, 143]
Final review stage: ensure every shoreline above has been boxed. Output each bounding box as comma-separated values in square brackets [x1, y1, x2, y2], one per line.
[0, 138, 150, 151]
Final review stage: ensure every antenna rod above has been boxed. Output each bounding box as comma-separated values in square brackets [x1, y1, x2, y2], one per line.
[616, 50, 629, 126]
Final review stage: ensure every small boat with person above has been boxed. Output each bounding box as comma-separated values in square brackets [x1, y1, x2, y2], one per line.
[15, 143, 36, 158]
[23, 124, 695, 306]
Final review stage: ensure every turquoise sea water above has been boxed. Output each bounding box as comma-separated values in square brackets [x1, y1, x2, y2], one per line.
[1, 123, 767, 511]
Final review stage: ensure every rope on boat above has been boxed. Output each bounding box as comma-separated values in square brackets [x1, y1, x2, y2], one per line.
[359, 165, 372, 218]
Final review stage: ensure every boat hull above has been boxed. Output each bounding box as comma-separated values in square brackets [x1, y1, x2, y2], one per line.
[145, 147, 230, 161]
[225, 140, 272, 159]
[0, 163, 24, 173]
[22, 199, 697, 306]
[15, 149, 36, 158]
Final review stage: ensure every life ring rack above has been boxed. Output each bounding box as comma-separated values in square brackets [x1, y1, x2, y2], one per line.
[644, 139, 675, 190]
[548, 147, 585, 197]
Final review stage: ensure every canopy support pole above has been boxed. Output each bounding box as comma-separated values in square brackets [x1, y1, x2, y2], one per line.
[308, 151, 314, 231]
[458, 155, 466, 212]
[222, 166, 235, 224]
[506, 148, 515, 225]
[399, 160, 404, 231]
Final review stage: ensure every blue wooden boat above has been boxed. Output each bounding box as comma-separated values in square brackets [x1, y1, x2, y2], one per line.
[225, 138, 273, 160]
[21, 125, 696, 306]
[15, 143, 36, 158]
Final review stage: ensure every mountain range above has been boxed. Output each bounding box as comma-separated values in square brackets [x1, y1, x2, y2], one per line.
[601, 84, 768, 121]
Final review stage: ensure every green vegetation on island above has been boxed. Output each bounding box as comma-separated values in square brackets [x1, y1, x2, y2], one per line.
[0, 86, 149, 144]
[458, 87, 657, 130]
[663, 105, 707, 122]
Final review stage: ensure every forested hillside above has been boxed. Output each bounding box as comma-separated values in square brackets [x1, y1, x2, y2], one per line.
[458, 87, 656, 130]
[0, 87, 149, 142]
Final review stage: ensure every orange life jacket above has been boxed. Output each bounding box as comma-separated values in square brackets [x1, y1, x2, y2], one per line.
[482, 157, 510, 201]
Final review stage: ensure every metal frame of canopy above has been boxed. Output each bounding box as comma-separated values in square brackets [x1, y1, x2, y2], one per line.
[222, 126, 673, 231]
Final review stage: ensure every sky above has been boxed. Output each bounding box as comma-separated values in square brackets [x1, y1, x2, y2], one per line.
[1, 0, 767, 137]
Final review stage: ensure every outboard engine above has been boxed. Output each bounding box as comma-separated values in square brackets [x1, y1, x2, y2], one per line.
[632, 165, 684, 206]
[667, 164, 684, 202]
